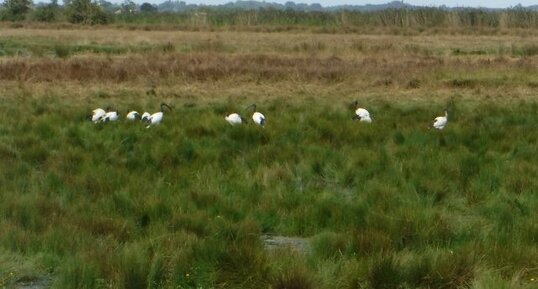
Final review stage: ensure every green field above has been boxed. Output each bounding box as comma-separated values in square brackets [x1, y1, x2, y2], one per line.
[1, 27, 538, 289]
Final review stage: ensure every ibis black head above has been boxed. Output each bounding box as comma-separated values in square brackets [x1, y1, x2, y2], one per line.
[350, 100, 359, 110]
[160, 103, 172, 112]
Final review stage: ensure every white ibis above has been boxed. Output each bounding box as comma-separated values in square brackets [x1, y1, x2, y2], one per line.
[351, 100, 372, 123]
[146, 103, 172, 128]
[90, 108, 106, 123]
[126, 111, 140, 120]
[246, 104, 266, 127]
[141, 112, 151, 122]
[100, 107, 120, 122]
[432, 108, 448, 130]
[225, 113, 247, 125]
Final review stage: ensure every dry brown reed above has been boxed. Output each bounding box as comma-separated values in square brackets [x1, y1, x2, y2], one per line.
[0, 53, 534, 88]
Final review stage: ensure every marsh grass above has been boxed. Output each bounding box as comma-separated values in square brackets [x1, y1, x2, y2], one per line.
[1, 28, 538, 289]
[1, 94, 538, 288]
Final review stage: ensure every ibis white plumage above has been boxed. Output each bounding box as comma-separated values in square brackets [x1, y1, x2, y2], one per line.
[141, 112, 151, 122]
[98, 107, 120, 122]
[101, 111, 120, 122]
[91, 108, 106, 123]
[146, 103, 172, 128]
[126, 111, 140, 120]
[247, 104, 266, 127]
[351, 100, 372, 123]
[225, 113, 246, 125]
[432, 109, 448, 130]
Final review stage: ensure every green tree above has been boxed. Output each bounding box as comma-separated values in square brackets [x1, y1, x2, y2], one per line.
[120, 0, 136, 13]
[2, 0, 33, 20]
[66, 0, 110, 24]
[33, 0, 60, 22]
[139, 2, 156, 13]
[97, 0, 117, 12]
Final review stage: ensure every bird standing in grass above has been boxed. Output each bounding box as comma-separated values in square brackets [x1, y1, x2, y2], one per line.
[126, 111, 140, 120]
[146, 103, 172, 128]
[225, 113, 247, 125]
[247, 104, 266, 127]
[432, 108, 448, 130]
[351, 100, 372, 123]
[101, 107, 120, 122]
[90, 108, 106, 123]
[141, 112, 151, 122]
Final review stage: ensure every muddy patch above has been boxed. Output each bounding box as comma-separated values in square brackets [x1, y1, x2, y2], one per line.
[261, 235, 311, 254]
[12, 276, 52, 289]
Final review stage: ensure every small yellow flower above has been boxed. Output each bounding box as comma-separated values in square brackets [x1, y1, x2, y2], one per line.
[531, 277, 535, 282]
[185, 273, 190, 277]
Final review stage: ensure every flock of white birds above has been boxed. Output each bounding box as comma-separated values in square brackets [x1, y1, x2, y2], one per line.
[225, 104, 267, 127]
[91, 103, 173, 128]
[90, 101, 449, 130]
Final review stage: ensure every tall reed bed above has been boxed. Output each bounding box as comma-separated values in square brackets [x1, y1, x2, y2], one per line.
[7, 8, 538, 31]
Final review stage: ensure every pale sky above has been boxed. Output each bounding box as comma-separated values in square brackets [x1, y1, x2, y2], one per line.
[162, 0, 536, 8]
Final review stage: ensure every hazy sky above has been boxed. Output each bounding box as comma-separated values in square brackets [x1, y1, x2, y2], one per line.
[162, 0, 536, 8]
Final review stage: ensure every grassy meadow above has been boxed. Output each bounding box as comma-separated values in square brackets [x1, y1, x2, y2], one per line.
[1, 26, 538, 289]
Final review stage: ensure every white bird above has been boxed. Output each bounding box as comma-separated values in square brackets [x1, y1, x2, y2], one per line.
[141, 112, 151, 122]
[225, 113, 247, 126]
[247, 104, 266, 127]
[351, 100, 372, 123]
[101, 110, 120, 122]
[432, 108, 448, 130]
[126, 111, 140, 120]
[146, 103, 172, 128]
[90, 108, 106, 123]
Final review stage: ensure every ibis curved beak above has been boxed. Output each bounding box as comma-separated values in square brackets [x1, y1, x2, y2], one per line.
[160, 103, 173, 112]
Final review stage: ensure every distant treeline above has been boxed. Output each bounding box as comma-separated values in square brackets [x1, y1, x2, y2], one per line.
[2, 0, 538, 29]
